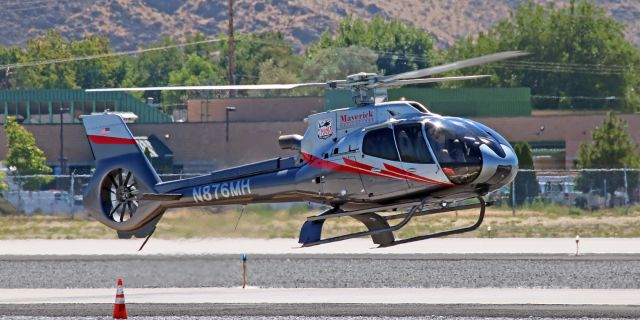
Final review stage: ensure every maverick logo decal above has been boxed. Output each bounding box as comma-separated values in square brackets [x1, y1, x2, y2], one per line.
[317, 118, 333, 139]
[338, 110, 375, 129]
[192, 179, 251, 203]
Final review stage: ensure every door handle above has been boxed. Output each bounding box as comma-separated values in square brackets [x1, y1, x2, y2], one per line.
[407, 168, 417, 173]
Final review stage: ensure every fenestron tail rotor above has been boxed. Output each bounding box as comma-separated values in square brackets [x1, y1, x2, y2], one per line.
[100, 169, 139, 223]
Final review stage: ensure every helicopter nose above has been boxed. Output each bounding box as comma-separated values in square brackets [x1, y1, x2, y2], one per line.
[475, 143, 518, 190]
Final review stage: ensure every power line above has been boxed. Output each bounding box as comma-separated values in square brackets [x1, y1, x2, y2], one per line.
[1, 31, 637, 78]
[0, 38, 225, 70]
[0, 35, 298, 71]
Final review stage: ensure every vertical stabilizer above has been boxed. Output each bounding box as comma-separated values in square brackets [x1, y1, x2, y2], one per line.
[81, 114, 164, 237]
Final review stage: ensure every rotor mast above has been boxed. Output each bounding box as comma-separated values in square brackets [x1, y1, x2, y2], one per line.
[344, 72, 387, 106]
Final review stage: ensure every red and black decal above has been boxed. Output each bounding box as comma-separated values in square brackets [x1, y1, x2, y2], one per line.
[301, 152, 453, 186]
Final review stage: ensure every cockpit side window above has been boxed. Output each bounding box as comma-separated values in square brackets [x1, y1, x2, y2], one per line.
[393, 124, 434, 164]
[363, 127, 399, 161]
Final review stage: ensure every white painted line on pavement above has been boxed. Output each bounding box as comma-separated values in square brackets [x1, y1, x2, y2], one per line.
[0, 238, 639, 255]
[1, 288, 639, 305]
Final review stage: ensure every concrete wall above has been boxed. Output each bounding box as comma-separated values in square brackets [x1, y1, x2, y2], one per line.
[187, 96, 324, 122]
[0, 121, 307, 172]
[1, 113, 639, 172]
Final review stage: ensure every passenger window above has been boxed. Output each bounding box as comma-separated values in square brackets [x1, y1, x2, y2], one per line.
[362, 128, 399, 161]
[394, 124, 434, 164]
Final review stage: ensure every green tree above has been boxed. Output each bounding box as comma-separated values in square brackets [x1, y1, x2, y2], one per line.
[3, 117, 52, 190]
[443, 0, 640, 111]
[256, 58, 304, 96]
[513, 142, 539, 205]
[217, 31, 299, 87]
[0, 171, 7, 194]
[70, 35, 121, 89]
[302, 46, 378, 81]
[183, 33, 218, 58]
[14, 30, 77, 89]
[310, 15, 435, 75]
[122, 36, 185, 102]
[0, 46, 19, 89]
[575, 112, 639, 205]
[162, 54, 226, 104]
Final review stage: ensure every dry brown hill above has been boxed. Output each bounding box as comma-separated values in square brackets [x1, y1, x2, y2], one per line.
[2, 0, 640, 50]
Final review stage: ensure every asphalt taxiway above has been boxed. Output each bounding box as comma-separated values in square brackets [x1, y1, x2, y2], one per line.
[1, 253, 639, 288]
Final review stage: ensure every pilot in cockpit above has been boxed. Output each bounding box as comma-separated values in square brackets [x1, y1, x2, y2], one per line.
[430, 128, 454, 163]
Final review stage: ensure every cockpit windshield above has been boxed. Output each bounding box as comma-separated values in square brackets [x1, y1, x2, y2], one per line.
[424, 119, 493, 184]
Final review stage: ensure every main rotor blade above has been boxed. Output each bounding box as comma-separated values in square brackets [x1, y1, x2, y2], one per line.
[86, 83, 326, 92]
[372, 75, 491, 88]
[381, 51, 529, 82]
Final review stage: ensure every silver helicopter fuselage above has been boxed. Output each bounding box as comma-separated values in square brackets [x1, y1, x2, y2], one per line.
[82, 100, 517, 236]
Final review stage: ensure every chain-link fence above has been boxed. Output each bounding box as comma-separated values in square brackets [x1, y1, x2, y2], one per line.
[1, 172, 204, 217]
[491, 169, 639, 214]
[2, 169, 638, 217]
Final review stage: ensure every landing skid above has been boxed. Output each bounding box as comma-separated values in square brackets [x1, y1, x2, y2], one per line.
[298, 197, 489, 247]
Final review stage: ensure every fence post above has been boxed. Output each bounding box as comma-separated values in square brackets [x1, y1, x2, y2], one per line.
[624, 169, 629, 212]
[511, 179, 516, 216]
[603, 178, 607, 208]
[69, 171, 76, 219]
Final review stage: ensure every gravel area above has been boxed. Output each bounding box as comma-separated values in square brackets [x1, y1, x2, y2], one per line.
[0, 254, 639, 289]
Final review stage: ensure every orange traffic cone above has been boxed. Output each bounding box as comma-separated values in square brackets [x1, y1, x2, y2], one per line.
[113, 278, 128, 319]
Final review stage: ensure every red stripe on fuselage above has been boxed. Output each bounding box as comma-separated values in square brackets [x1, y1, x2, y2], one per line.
[342, 157, 415, 181]
[383, 163, 454, 186]
[300, 152, 452, 186]
[87, 135, 137, 145]
[301, 152, 371, 176]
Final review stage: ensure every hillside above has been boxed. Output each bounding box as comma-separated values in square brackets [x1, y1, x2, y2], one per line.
[2, 0, 640, 50]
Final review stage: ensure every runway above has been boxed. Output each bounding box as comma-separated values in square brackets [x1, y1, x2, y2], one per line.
[1, 239, 639, 318]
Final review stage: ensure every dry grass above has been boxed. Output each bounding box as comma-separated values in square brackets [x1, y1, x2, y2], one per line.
[1, 203, 640, 240]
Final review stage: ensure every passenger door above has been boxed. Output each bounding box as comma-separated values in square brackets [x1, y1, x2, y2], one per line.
[358, 127, 410, 199]
[392, 123, 443, 190]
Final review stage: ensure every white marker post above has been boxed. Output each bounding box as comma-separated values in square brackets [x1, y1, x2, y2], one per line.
[487, 226, 492, 238]
[575, 235, 580, 256]
[242, 254, 247, 289]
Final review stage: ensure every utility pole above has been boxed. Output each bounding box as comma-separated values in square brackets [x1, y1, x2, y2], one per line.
[225, 106, 236, 142]
[227, 0, 235, 98]
[59, 107, 69, 175]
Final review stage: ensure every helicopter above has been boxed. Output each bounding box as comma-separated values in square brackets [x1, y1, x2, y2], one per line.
[82, 51, 526, 248]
